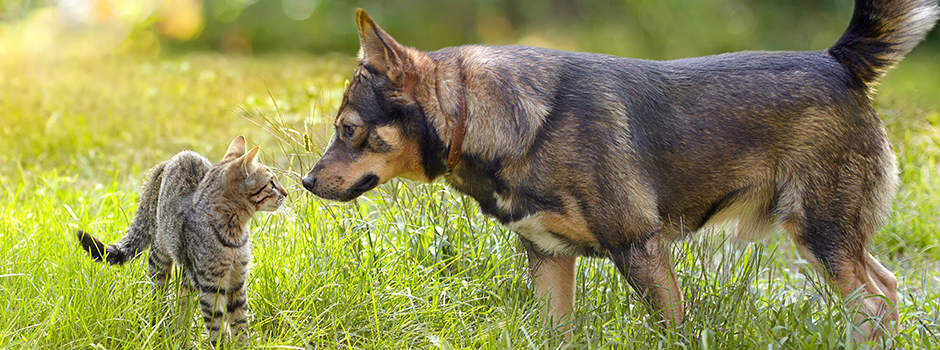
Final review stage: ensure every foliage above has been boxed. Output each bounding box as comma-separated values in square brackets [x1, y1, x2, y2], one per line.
[5, 1, 938, 57]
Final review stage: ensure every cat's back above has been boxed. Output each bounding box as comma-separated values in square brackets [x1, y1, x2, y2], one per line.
[153, 151, 212, 249]
[161, 150, 212, 197]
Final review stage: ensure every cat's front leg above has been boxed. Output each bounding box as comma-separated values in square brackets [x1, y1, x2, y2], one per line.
[226, 283, 249, 344]
[197, 289, 227, 345]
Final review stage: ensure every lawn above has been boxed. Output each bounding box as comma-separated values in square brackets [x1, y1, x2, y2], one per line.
[0, 40, 938, 350]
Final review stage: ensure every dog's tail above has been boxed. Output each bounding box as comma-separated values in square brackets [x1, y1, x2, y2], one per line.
[77, 162, 165, 265]
[829, 0, 938, 88]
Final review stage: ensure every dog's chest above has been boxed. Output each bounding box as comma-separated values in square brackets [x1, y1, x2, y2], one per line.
[507, 215, 572, 255]
[446, 161, 601, 256]
[506, 210, 601, 256]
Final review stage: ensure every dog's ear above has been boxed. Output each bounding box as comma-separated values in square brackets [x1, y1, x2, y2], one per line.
[355, 9, 408, 76]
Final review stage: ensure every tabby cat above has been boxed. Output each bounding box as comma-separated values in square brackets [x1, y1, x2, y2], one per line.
[76, 136, 287, 344]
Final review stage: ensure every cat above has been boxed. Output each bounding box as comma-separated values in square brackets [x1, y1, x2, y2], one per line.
[76, 136, 287, 345]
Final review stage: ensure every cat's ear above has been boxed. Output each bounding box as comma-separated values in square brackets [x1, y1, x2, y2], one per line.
[223, 136, 247, 161]
[242, 146, 260, 167]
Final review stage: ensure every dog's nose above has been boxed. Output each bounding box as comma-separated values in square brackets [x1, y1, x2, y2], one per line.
[301, 175, 317, 192]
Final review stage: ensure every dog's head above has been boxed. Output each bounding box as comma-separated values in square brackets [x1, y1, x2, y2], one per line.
[303, 9, 447, 201]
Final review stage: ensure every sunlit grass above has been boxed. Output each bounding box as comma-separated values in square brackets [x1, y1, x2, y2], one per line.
[0, 45, 937, 349]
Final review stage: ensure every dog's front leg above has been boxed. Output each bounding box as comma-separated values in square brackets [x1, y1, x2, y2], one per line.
[608, 235, 683, 326]
[522, 238, 577, 325]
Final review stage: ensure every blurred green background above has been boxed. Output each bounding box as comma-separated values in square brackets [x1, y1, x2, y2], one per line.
[3, 0, 937, 58]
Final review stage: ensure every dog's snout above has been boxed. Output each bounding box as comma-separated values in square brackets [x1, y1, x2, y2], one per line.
[301, 175, 317, 192]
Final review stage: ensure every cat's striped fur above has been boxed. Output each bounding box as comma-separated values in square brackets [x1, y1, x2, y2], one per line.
[77, 136, 287, 345]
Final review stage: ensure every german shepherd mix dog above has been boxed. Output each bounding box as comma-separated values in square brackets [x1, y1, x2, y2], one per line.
[303, 0, 938, 342]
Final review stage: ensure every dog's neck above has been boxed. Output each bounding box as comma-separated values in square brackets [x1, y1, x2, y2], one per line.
[426, 47, 553, 167]
[444, 72, 467, 173]
[427, 56, 470, 174]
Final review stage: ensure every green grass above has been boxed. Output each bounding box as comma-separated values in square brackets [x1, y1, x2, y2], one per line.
[0, 43, 938, 349]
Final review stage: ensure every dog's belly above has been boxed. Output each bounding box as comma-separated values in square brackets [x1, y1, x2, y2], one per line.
[507, 211, 601, 256]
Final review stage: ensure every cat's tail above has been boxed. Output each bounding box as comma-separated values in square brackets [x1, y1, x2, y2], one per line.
[77, 162, 166, 265]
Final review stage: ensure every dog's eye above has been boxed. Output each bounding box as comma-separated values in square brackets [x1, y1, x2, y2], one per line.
[342, 124, 356, 139]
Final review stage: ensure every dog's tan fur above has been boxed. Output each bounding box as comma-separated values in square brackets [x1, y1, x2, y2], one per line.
[527, 253, 577, 323]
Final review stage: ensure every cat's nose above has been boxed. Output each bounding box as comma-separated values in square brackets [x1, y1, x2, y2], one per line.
[301, 175, 317, 192]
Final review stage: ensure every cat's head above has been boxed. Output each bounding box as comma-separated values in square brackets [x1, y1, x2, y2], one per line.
[214, 136, 288, 212]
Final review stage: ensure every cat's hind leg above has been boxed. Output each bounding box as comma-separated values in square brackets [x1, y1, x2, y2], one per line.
[148, 247, 172, 291]
[175, 278, 195, 326]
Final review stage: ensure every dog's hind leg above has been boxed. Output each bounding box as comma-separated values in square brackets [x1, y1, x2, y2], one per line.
[865, 252, 898, 308]
[522, 239, 577, 325]
[783, 217, 898, 343]
[775, 117, 900, 343]
[607, 235, 683, 326]
[833, 251, 898, 342]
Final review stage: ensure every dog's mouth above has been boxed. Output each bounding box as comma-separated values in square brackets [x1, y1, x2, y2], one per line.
[350, 174, 379, 195]
[304, 173, 379, 202]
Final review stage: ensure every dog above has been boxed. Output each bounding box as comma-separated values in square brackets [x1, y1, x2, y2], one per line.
[302, 0, 938, 342]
